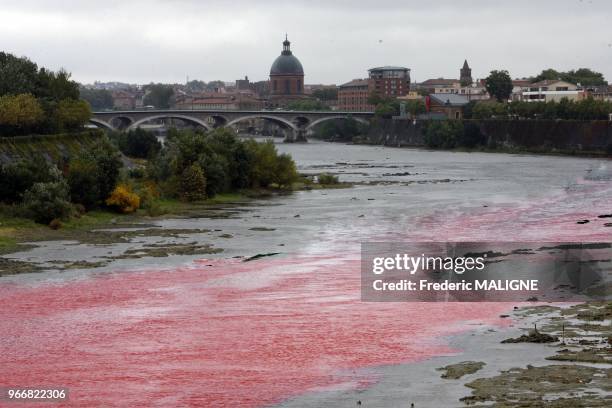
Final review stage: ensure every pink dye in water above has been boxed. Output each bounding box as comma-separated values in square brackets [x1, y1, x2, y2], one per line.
[0, 255, 510, 407]
[1, 180, 610, 407]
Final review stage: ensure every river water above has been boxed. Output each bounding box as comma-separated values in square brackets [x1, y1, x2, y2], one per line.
[1, 140, 610, 407]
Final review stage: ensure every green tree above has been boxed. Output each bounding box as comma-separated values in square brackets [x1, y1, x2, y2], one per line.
[312, 88, 338, 101]
[143, 83, 174, 108]
[79, 88, 113, 110]
[55, 99, 91, 131]
[286, 99, 329, 111]
[533, 68, 607, 86]
[67, 158, 100, 209]
[485, 70, 513, 102]
[423, 120, 463, 149]
[36, 68, 80, 101]
[0, 157, 56, 203]
[180, 164, 207, 201]
[0, 52, 39, 96]
[23, 179, 72, 224]
[0, 94, 44, 132]
[275, 153, 298, 187]
[406, 100, 426, 117]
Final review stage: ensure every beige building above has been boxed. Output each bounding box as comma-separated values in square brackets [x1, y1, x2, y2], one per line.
[519, 80, 585, 102]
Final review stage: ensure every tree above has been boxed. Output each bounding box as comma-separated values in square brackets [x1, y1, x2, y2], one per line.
[312, 88, 338, 101]
[36, 68, 80, 101]
[67, 158, 100, 209]
[0, 157, 56, 203]
[79, 88, 113, 110]
[275, 153, 298, 187]
[55, 99, 91, 131]
[533, 68, 607, 86]
[23, 180, 72, 224]
[143, 83, 174, 108]
[406, 100, 426, 117]
[485, 70, 513, 102]
[180, 164, 207, 201]
[286, 99, 328, 111]
[0, 94, 44, 131]
[0, 52, 39, 96]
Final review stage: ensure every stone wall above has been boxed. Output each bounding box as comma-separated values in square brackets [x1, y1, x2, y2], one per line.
[363, 118, 612, 154]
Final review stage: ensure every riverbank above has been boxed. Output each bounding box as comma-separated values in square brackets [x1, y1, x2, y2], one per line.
[277, 301, 612, 407]
[335, 118, 612, 157]
[0, 179, 352, 275]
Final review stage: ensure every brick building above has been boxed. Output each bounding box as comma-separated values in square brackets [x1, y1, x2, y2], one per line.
[337, 79, 374, 111]
[367, 66, 411, 98]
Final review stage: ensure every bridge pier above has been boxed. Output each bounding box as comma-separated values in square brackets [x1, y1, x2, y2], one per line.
[285, 128, 307, 143]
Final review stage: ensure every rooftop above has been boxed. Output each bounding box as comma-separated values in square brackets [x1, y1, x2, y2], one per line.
[420, 78, 460, 86]
[339, 79, 369, 88]
[368, 66, 410, 72]
[429, 93, 469, 106]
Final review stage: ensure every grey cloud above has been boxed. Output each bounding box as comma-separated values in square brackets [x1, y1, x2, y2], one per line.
[0, 0, 610, 84]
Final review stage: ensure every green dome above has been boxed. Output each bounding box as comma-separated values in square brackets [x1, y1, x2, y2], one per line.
[270, 37, 303, 75]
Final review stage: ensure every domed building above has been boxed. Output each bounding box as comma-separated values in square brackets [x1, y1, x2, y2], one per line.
[269, 36, 305, 104]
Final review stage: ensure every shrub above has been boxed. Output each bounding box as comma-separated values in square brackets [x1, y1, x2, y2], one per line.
[89, 139, 123, 200]
[275, 154, 299, 187]
[423, 120, 463, 149]
[0, 158, 56, 204]
[49, 218, 62, 230]
[66, 138, 122, 208]
[111, 128, 162, 159]
[67, 158, 99, 208]
[105, 184, 141, 213]
[22, 180, 72, 224]
[180, 164, 207, 202]
[54, 98, 91, 131]
[318, 173, 339, 185]
[0, 93, 44, 134]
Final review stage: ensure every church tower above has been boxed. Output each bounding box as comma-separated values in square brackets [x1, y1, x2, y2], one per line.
[460, 59, 472, 86]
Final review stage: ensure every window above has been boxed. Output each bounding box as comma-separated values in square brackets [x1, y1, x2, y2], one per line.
[273, 80, 277, 91]
[297, 80, 302, 93]
[285, 79, 290, 94]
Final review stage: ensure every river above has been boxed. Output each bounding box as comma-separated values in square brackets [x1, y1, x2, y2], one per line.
[1, 140, 610, 406]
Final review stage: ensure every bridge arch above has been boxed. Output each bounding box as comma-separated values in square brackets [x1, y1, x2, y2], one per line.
[305, 115, 369, 132]
[128, 114, 213, 131]
[225, 115, 298, 131]
[89, 118, 115, 131]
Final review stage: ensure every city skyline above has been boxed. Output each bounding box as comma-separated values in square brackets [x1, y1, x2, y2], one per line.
[1, 0, 611, 85]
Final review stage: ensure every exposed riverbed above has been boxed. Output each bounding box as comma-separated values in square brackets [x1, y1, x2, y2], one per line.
[1, 140, 610, 406]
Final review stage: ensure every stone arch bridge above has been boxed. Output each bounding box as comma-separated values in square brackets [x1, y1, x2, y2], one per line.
[90, 110, 374, 142]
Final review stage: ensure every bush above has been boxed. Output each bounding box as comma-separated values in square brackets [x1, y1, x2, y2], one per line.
[423, 120, 463, 149]
[0, 158, 57, 203]
[0, 93, 44, 134]
[22, 180, 72, 224]
[89, 139, 123, 200]
[318, 173, 339, 185]
[275, 153, 299, 187]
[105, 185, 141, 213]
[49, 218, 62, 230]
[180, 164, 207, 202]
[66, 138, 122, 208]
[110, 128, 162, 159]
[67, 158, 99, 208]
[147, 128, 298, 196]
[54, 98, 91, 131]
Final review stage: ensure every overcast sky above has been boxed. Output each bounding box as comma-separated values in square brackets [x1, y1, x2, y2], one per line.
[1, 0, 611, 85]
